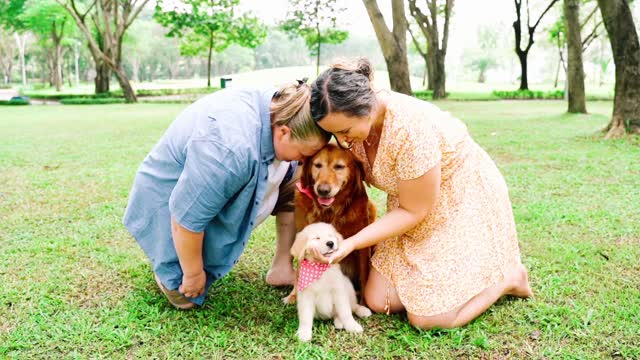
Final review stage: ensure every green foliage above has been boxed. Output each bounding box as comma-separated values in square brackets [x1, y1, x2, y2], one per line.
[280, 0, 348, 72]
[492, 90, 565, 100]
[19, 0, 72, 41]
[154, 0, 266, 56]
[0, 0, 27, 30]
[0, 98, 29, 105]
[59, 97, 127, 105]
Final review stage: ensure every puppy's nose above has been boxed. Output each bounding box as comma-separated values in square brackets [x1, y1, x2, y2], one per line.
[317, 184, 331, 197]
[326, 241, 334, 249]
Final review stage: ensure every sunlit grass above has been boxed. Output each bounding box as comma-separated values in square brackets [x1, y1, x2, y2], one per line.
[0, 100, 638, 358]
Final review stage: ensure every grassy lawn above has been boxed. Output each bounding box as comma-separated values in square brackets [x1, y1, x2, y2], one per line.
[0, 101, 638, 359]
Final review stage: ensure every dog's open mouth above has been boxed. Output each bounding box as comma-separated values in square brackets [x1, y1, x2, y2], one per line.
[317, 197, 335, 207]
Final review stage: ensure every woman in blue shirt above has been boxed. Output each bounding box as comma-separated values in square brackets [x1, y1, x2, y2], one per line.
[123, 80, 330, 309]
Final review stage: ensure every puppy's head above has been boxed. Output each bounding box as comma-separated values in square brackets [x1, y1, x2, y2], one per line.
[300, 144, 367, 208]
[290, 222, 343, 261]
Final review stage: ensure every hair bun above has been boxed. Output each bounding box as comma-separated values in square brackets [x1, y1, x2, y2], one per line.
[330, 57, 374, 82]
[354, 58, 374, 81]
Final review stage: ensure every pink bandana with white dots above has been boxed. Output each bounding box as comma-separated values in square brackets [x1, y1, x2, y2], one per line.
[297, 259, 330, 291]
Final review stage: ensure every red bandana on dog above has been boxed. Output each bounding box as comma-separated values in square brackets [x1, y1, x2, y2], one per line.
[296, 182, 314, 200]
[298, 259, 330, 291]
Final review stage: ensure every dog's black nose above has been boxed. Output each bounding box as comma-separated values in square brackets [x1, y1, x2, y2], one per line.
[326, 241, 334, 249]
[317, 185, 331, 197]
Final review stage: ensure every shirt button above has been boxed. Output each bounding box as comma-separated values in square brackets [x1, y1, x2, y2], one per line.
[249, 221, 254, 226]
[255, 201, 259, 205]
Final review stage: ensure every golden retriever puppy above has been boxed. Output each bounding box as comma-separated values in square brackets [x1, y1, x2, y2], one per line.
[290, 222, 372, 342]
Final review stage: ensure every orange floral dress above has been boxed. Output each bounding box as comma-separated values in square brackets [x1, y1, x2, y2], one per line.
[353, 92, 522, 316]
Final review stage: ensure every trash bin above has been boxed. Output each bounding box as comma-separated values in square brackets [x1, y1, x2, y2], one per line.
[220, 77, 232, 88]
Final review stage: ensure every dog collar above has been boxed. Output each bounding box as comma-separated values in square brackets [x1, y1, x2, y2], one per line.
[296, 182, 315, 200]
[298, 259, 330, 291]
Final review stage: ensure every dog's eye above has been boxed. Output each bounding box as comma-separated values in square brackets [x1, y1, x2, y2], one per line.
[334, 164, 345, 170]
[313, 163, 322, 168]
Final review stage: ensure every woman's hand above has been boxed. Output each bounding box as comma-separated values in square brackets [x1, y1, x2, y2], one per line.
[179, 270, 206, 298]
[327, 239, 356, 264]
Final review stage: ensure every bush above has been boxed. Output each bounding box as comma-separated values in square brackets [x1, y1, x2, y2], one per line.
[60, 97, 127, 105]
[0, 98, 30, 106]
[21, 92, 115, 100]
[413, 90, 433, 100]
[491, 89, 565, 100]
[134, 87, 218, 97]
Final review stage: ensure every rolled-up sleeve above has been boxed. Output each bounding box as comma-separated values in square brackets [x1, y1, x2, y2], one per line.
[169, 139, 247, 233]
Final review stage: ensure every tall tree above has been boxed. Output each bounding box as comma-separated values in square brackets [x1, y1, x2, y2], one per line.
[564, 0, 586, 113]
[597, 0, 640, 137]
[362, 0, 412, 95]
[55, 0, 151, 102]
[0, 0, 29, 86]
[0, 28, 16, 84]
[407, 0, 454, 99]
[21, 0, 73, 91]
[281, 0, 348, 76]
[155, 0, 266, 88]
[512, 0, 559, 90]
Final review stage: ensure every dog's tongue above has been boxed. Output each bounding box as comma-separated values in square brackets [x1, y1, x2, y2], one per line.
[317, 197, 335, 206]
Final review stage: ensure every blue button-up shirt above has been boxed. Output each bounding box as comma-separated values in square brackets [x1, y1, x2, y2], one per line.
[123, 86, 276, 304]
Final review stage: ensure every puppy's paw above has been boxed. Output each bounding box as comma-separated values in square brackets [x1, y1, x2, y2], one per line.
[282, 293, 297, 305]
[296, 327, 312, 342]
[343, 320, 364, 334]
[355, 305, 372, 318]
[333, 317, 344, 329]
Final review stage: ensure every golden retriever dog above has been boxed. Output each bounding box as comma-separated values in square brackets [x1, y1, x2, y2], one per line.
[284, 143, 377, 304]
[290, 222, 372, 342]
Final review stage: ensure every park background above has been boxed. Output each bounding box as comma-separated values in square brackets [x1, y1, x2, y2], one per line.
[0, 0, 639, 358]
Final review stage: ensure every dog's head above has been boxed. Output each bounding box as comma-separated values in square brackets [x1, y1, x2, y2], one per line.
[300, 143, 367, 208]
[290, 222, 343, 261]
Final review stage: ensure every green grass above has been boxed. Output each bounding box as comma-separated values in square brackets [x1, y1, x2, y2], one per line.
[0, 101, 638, 359]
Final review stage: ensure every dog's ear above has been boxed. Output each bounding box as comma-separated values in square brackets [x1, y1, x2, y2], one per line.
[351, 154, 369, 196]
[290, 229, 308, 260]
[300, 156, 314, 189]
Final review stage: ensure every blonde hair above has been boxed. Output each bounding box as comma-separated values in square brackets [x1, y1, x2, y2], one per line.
[271, 81, 331, 142]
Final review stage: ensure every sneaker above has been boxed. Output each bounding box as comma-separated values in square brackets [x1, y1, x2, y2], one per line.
[154, 273, 196, 310]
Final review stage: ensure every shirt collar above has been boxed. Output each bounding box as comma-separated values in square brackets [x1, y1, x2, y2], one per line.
[259, 87, 278, 164]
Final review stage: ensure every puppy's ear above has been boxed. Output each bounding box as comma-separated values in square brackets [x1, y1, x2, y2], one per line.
[290, 230, 308, 260]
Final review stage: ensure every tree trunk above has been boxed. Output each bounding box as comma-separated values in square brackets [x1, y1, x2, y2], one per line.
[427, 48, 435, 90]
[597, 0, 640, 137]
[565, 0, 587, 113]
[95, 60, 111, 93]
[131, 57, 140, 83]
[74, 41, 80, 86]
[316, 23, 321, 76]
[207, 33, 213, 88]
[517, 50, 529, 90]
[362, 0, 412, 95]
[478, 68, 486, 83]
[432, 50, 446, 99]
[14, 33, 27, 86]
[114, 64, 137, 102]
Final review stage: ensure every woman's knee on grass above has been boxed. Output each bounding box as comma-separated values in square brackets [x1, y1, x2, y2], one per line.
[363, 285, 388, 314]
